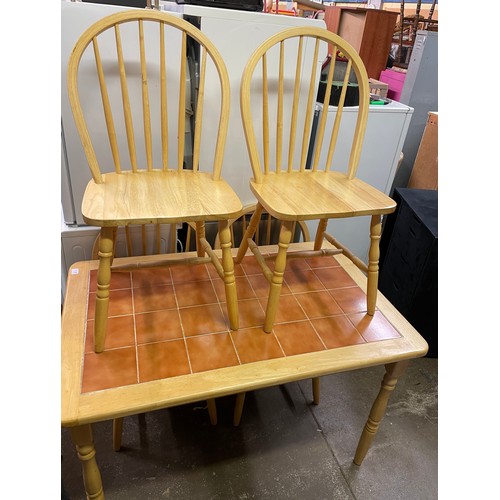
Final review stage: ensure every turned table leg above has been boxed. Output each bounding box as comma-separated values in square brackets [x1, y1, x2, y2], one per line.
[70, 424, 105, 500]
[354, 360, 410, 465]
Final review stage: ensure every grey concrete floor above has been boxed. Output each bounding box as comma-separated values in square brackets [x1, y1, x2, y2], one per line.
[61, 357, 437, 500]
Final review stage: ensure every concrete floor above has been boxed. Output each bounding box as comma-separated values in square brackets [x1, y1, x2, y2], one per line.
[61, 357, 437, 500]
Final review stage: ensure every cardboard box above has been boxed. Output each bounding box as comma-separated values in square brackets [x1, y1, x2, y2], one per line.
[408, 112, 438, 190]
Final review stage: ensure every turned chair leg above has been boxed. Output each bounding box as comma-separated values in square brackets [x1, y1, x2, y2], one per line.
[70, 424, 104, 500]
[235, 203, 264, 263]
[264, 220, 294, 333]
[366, 215, 382, 316]
[94, 227, 114, 353]
[312, 377, 320, 405]
[313, 218, 328, 251]
[112, 418, 123, 451]
[233, 392, 246, 426]
[207, 398, 217, 426]
[219, 220, 239, 331]
[354, 360, 409, 465]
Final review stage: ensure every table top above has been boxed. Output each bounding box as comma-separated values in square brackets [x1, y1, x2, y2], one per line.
[61, 242, 428, 427]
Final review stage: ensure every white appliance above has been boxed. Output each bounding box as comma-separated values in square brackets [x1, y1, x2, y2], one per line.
[306, 99, 414, 264]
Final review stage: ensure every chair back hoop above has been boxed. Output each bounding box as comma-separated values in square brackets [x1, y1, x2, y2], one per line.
[67, 9, 230, 184]
[240, 26, 370, 183]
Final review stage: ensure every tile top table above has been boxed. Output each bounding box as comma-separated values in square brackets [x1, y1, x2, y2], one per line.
[61, 242, 428, 499]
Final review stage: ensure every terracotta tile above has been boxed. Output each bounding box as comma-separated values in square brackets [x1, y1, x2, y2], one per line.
[222, 299, 265, 329]
[89, 270, 132, 293]
[212, 276, 256, 301]
[135, 309, 183, 344]
[137, 340, 191, 382]
[258, 294, 307, 324]
[240, 256, 266, 276]
[133, 284, 177, 313]
[174, 280, 218, 307]
[82, 347, 137, 393]
[179, 304, 228, 336]
[273, 321, 326, 356]
[187, 333, 240, 372]
[283, 268, 325, 293]
[311, 316, 366, 349]
[231, 328, 284, 364]
[313, 266, 357, 289]
[207, 261, 245, 278]
[305, 255, 341, 269]
[131, 267, 172, 288]
[328, 287, 367, 314]
[348, 311, 401, 342]
[294, 290, 343, 318]
[171, 264, 210, 283]
[246, 274, 292, 298]
[87, 288, 134, 320]
[284, 257, 311, 271]
[85, 316, 135, 353]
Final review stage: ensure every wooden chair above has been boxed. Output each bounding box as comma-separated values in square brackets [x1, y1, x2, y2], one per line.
[235, 26, 397, 334]
[67, 10, 242, 353]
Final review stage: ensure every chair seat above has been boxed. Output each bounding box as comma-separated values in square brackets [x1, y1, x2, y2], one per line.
[250, 171, 396, 221]
[82, 170, 243, 226]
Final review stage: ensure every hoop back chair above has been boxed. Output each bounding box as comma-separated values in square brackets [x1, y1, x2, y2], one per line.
[235, 27, 397, 333]
[68, 10, 242, 352]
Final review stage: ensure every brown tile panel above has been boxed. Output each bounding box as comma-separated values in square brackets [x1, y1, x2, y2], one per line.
[80, 258, 401, 393]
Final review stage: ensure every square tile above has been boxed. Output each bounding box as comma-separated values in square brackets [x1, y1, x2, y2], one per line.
[231, 328, 285, 364]
[224, 299, 265, 329]
[82, 347, 137, 393]
[171, 264, 210, 283]
[246, 274, 292, 298]
[137, 340, 191, 383]
[311, 316, 366, 349]
[258, 294, 307, 324]
[328, 287, 368, 314]
[179, 304, 228, 336]
[313, 266, 357, 289]
[305, 255, 341, 269]
[348, 311, 401, 342]
[135, 309, 183, 344]
[212, 276, 256, 301]
[85, 315, 135, 353]
[294, 290, 343, 318]
[87, 288, 134, 320]
[187, 333, 240, 372]
[132, 267, 172, 288]
[284, 268, 325, 293]
[133, 284, 177, 313]
[240, 256, 266, 276]
[174, 280, 218, 307]
[89, 270, 132, 293]
[273, 321, 326, 356]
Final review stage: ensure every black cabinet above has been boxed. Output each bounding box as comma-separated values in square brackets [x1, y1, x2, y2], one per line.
[379, 188, 438, 357]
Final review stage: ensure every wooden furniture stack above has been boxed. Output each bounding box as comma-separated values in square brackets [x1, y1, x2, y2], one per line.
[323, 6, 399, 80]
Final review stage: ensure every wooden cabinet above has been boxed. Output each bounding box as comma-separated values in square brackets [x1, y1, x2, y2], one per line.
[323, 7, 398, 80]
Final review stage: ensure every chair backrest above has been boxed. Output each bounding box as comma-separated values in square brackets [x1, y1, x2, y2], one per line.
[240, 26, 370, 182]
[67, 10, 230, 184]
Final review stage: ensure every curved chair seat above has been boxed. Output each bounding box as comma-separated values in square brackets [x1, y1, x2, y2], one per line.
[83, 170, 242, 226]
[249, 171, 396, 221]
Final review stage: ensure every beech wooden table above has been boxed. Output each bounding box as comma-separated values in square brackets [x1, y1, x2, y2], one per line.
[61, 243, 428, 499]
